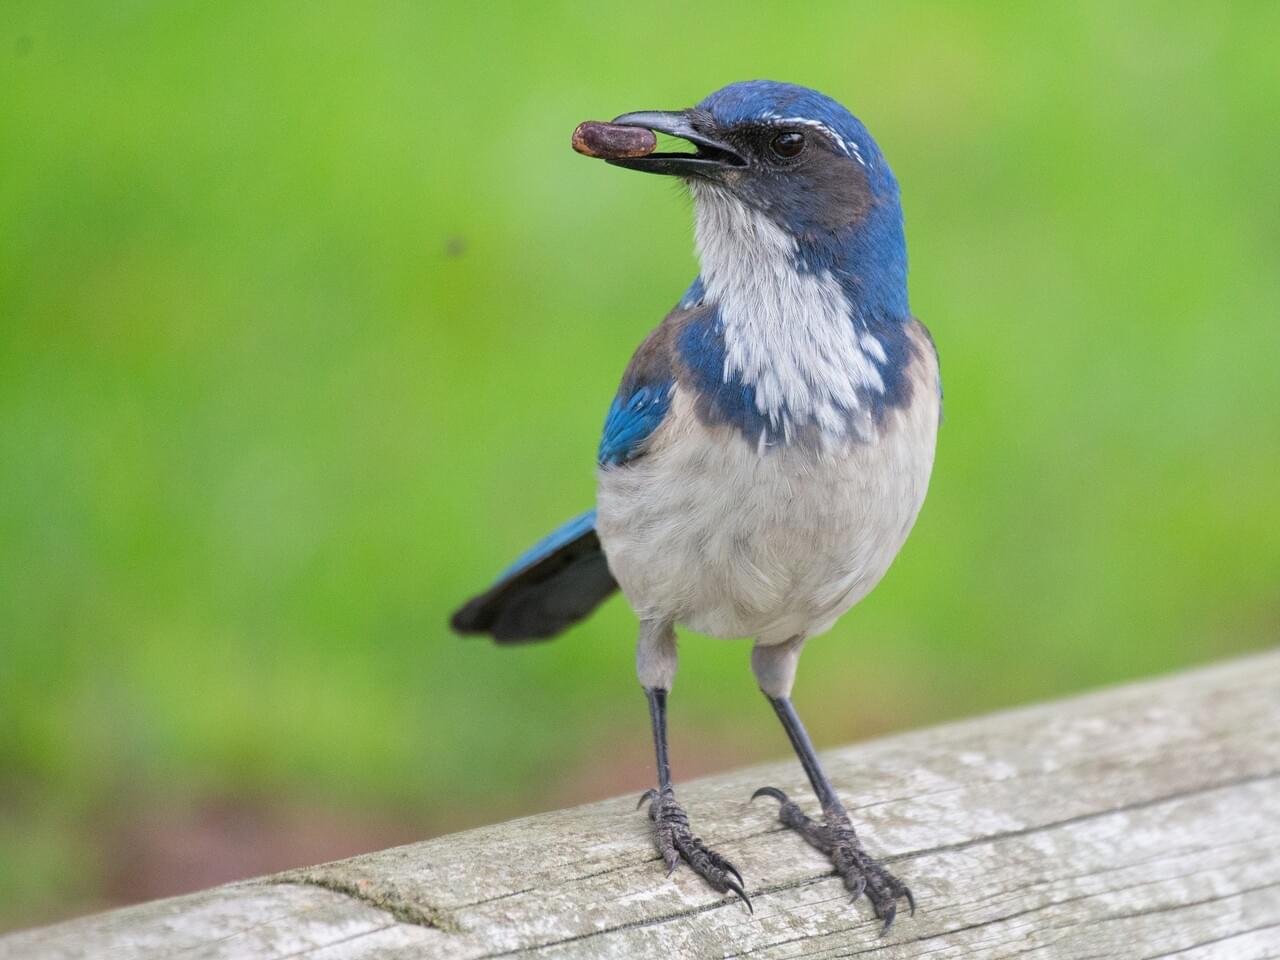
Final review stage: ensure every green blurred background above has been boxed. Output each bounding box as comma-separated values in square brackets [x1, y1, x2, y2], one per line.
[2, 1, 1278, 932]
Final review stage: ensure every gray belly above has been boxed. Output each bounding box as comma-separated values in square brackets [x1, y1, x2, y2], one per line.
[596, 380, 939, 644]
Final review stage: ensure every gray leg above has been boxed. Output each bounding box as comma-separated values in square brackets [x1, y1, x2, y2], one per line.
[751, 640, 914, 933]
[636, 622, 750, 910]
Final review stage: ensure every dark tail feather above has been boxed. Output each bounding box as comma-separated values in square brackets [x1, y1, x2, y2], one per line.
[450, 509, 618, 643]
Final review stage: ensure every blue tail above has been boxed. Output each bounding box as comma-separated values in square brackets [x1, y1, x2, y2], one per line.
[450, 509, 618, 643]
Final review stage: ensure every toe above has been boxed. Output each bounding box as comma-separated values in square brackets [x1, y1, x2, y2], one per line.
[726, 878, 753, 913]
[877, 900, 897, 937]
[703, 847, 745, 887]
[642, 790, 753, 910]
[751, 785, 791, 804]
[844, 871, 867, 902]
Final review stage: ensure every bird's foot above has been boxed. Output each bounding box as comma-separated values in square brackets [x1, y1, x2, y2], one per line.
[638, 786, 751, 911]
[752, 786, 913, 934]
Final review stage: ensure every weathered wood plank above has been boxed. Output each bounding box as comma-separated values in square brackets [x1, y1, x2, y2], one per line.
[5, 652, 1280, 959]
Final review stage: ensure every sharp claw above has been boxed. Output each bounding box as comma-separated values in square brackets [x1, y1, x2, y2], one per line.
[878, 901, 897, 937]
[847, 874, 867, 902]
[646, 792, 755, 916]
[726, 879, 753, 913]
[661, 842, 680, 876]
[703, 848, 744, 888]
[751, 786, 790, 804]
[760, 785, 914, 931]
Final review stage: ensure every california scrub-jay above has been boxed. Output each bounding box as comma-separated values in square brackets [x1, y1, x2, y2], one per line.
[453, 80, 939, 931]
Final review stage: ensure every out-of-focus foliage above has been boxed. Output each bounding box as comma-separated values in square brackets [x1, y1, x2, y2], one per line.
[2, 1, 1277, 931]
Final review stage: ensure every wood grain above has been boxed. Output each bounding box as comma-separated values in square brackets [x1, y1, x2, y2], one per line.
[5, 652, 1279, 959]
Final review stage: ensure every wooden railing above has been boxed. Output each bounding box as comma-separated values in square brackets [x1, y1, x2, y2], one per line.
[5, 652, 1279, 959]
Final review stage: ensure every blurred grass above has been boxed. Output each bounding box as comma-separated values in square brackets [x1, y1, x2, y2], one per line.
[2, 0, 1278, 931]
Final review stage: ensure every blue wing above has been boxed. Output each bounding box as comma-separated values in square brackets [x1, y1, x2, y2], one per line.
[598, 382, 673, 467]
[451, 509, 617, 642]
[596, 288, 701, 467]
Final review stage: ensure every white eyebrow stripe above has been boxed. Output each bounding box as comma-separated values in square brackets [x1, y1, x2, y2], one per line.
[768, 116, 866, 168]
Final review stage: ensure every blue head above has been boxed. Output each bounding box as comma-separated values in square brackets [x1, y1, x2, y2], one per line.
[607, 81, 908, 321]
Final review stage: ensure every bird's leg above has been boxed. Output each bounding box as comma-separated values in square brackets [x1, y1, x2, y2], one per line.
[635, 622, 750, 910]
[750, 641, 913, 933]
[638, 688, 750, 909]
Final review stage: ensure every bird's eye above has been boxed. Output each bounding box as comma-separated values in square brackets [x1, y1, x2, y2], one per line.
[769, 131, 805, 160]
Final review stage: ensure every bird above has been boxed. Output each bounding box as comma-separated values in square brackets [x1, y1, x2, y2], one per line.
[452, 80, 940, 932]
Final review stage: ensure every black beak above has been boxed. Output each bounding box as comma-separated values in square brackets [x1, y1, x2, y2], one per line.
[605, 110, 745, 177]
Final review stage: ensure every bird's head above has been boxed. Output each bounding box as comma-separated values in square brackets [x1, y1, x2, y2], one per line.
[605, 80, 907, 317]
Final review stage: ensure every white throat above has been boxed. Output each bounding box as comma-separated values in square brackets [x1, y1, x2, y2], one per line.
[690, 183, 885, 445]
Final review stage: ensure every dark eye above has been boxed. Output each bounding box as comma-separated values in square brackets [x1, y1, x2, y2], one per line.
[769, 131, 805, 160]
